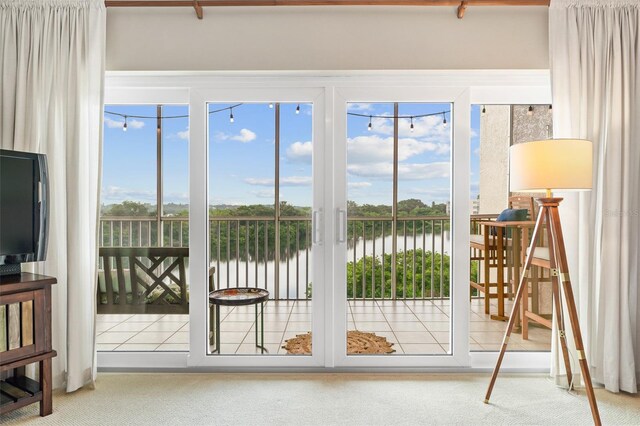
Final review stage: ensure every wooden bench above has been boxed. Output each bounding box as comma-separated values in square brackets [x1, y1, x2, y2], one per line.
[97, 247, 215, 315]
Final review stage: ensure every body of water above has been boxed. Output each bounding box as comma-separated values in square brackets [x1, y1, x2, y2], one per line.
[211, 231, 450, 299]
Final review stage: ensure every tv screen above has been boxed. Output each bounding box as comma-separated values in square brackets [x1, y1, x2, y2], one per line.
[0, 149, 48, 267]
[1, 156, 35, 255]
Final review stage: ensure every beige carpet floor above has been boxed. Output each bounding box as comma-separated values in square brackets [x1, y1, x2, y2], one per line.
[2, 373, 639, 425]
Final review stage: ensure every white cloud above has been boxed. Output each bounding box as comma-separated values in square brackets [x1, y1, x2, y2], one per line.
[244, 177, 273, 186]
[348, 103, 374, 112]
[104, 117, 124, 128]
[348, 182, 372, 188]
[285, 141, 312, 164]
[251, 189, 275, 198]
[407, 187, 450, 197]
[348, 161, 450, 180]
[177, 127, 189, 140]
[347, 135, 448, 165]
[232, 128, 256, 142]
[104, 116, 145, 130]
[244, 176, 312, 187]
[101, 186, 155, 202]
[282, 176, 312, 186]
[128, 119, 145, 129]
[101, 186, 188, 203]
[214, 128, 257, 143]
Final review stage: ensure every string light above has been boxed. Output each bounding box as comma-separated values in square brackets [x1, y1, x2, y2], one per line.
[548, 104, 553, 114]
[106, 104, 452, 135]
[527, 105, 534, 116]
[349, 109, 451, 132]
[481, 105, 486, 115]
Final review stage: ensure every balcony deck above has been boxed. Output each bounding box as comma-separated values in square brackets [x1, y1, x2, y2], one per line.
[97, 298, 551, 354]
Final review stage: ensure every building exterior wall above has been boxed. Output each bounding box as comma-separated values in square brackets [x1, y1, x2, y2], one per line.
[478, 105, 511, 214]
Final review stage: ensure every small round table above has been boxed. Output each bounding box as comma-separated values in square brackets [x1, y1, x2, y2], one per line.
[208, 288, 270, 354]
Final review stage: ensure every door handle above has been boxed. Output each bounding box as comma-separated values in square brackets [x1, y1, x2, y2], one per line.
[336, 209, 347, 243]
[313, 209, 323, 245]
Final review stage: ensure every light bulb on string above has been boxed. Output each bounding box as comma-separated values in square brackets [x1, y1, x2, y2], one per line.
[296, 104, 300, 115]
[481, 105, 486, 115]
[368, 116, 372, 131]
[229, 108, 234, 123]
[527, 105, 534, 116]
[442, 113, 447, 126]
[123, 116, 128, 132]
[410, 117, 414, 133]
[548, 104, 553, 114]
[269, 103, 274, 109]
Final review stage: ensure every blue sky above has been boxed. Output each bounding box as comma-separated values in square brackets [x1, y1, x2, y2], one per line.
[209, 102, 313, 207]
[347, 102, 453, 206]
[102, 103, 481, 207]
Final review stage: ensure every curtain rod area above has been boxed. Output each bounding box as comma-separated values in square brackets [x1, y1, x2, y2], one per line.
[104, 1, 550, 20]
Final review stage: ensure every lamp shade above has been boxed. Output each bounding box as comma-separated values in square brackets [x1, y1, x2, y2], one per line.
[509, 139, 592, 192]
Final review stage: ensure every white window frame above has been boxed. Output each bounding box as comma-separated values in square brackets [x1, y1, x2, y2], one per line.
[99, 70, 552, 372]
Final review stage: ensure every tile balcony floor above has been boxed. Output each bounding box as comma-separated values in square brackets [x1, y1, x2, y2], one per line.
[97, 299, 551, 354]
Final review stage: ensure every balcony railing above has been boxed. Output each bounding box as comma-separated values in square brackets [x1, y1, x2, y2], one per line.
[98, 214, 497, 305]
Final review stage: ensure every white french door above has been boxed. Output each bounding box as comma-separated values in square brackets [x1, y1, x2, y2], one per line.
[187, 85, 470, 368]
[332, 87, 471, 368]
[188, 87, 327, 368]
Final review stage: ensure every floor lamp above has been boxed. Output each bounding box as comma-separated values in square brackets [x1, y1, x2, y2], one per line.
[483, 139, 601, 425]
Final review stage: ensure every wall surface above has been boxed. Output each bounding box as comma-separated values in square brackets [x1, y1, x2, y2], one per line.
[106, 6, 549, 71]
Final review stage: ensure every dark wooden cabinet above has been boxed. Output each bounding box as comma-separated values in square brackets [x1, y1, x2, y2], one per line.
[0, 273, 56, 416]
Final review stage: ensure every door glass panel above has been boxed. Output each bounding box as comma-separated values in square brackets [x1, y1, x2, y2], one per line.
[346, 102, 452, 356]
[97, 104, 190, 352]
[469, 104, 553, 352]
[208, 102, 313, 355]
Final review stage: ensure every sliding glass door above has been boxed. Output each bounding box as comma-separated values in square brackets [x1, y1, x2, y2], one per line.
[188, 88, 326, 367]
[332, 87, 470, 368]
[99, 73, 552, 371]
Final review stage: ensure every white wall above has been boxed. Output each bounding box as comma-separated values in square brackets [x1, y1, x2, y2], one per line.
[106, 6, 549, 71]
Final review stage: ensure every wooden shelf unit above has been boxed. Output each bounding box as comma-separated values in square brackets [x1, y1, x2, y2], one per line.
[0, 273, 57, 417]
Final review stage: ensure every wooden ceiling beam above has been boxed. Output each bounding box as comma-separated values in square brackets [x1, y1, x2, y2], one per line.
[456, 1, 467, 18]
[194, 0, 204, 18]
[104, 0, 550, 8]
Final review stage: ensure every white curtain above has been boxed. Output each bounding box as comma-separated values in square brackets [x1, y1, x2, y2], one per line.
[549, 0, 640, 393]
[0, 0, 105, 392]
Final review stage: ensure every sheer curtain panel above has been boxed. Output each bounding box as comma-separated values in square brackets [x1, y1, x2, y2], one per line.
[0, 0, 106, 392]
[549, 0, 640, 393]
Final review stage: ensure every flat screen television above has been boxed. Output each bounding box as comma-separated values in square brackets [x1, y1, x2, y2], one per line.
[0, 149, 49, 276]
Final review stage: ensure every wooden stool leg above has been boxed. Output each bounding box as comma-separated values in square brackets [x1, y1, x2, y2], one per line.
[483, 246, 490, 315]
[497, 228, 505, 318]
[522, 282, 528, 336]
[39, 358, 52, 416]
